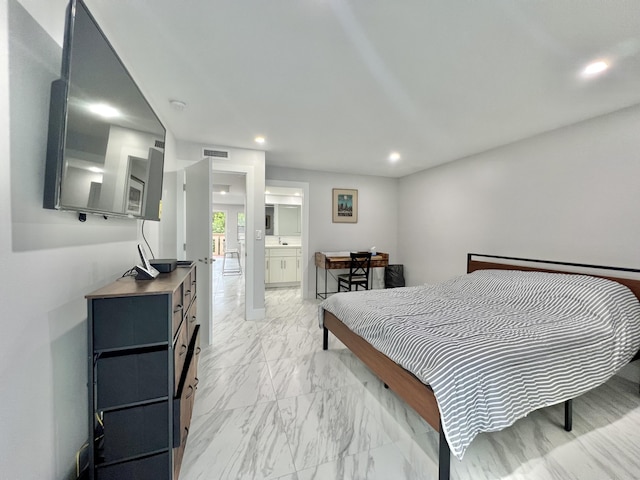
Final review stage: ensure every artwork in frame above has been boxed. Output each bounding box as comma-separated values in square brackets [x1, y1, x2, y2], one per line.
[126, 175, 145, 216]
[332, 188, 358, 223]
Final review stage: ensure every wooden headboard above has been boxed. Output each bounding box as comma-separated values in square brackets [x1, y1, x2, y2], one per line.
[467, 253, 640, 302]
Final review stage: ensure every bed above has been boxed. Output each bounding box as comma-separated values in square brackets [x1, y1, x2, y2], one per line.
[319, 253, 640, 480]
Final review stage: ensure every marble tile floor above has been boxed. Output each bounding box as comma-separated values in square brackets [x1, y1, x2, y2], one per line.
[181, 276, 640, 480]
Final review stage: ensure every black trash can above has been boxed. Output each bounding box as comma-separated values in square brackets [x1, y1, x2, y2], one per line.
[384, 264, 405, 288]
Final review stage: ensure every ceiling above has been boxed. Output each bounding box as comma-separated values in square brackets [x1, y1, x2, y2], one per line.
[85, 0, 640, 178]
[212, 173, 303, 207]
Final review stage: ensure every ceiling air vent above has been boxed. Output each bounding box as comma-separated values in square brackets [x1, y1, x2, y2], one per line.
[202, 148, 230, 159]
[154, 139, 165, 149]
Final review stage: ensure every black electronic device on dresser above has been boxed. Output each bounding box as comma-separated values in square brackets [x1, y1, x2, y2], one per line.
[86, 264, 199, 479]
[150, 259, 178, 273]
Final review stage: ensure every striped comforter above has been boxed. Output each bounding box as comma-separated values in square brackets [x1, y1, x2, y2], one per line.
[319, 269, 640, 459]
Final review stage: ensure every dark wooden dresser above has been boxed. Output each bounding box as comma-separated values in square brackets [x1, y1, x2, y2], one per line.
[85, 264, 199, 479]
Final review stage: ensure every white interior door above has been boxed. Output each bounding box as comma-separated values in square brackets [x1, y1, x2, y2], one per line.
[185, 158, 213, 345]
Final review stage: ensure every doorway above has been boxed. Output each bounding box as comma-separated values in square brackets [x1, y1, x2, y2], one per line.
[265, 180, 309, 298]
[184, 155, 266, 348]
[212, 174, 246, 298]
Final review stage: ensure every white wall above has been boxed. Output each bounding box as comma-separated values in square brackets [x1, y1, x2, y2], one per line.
[158, 130, 180, 258]
[1, 1, 169, 478]
[397, 104, 640, 381]
[266, 166, 399, 298]
[159, 170, 179, 258]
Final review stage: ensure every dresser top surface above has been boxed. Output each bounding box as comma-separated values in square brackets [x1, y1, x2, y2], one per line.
[86, 265, 195, 299]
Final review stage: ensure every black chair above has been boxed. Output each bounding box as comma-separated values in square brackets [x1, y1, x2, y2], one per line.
[338, 252, 372, 292]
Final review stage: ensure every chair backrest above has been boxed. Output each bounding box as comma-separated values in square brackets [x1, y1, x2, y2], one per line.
[349, 251, 372, 281]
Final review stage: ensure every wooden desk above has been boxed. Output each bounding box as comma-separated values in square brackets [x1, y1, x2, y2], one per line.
[315, 251, 389, 299]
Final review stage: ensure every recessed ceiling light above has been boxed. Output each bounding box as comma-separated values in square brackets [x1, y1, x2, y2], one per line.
[581, 60, 609, 77]
[213, 184, 229, 194]
[389, 152, 401, 162]
[169, 99, 187, 111]
[255, 136, 266, 145]
[88, 103, 120, 118]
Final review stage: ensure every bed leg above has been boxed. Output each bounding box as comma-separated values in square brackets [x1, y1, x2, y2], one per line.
[323, 327, 328, 350]
[439, 420, 450, 480]
[564, 399, 573, 432]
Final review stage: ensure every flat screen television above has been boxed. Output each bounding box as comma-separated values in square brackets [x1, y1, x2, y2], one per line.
[43, 0, 165, 221]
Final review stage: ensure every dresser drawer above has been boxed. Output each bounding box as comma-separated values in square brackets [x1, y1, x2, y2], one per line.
[174, 321, 190, 393]
[173, 425, 189, 480]
[190, 323, 201, 379]
[182, 270, 193, 311]
[97, 350, 168, 409]
[186, 297, 198, 341]
[172, 286, 184, 340]
[172, 359, 197, 448]
[190, 269, 197, 301]
[93, 296, 168, 349]
[173, 325, 200, 448]
[101, 401, 169, 463]
[96, 451, 169, 480]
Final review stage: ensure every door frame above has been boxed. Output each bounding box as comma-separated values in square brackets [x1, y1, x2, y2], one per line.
[265, 179, 310, 298]
[213, 162, 265, 320]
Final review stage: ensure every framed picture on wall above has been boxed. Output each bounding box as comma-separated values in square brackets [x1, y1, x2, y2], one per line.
[332, 188, 358, 223]
[126, 175, 144, 215]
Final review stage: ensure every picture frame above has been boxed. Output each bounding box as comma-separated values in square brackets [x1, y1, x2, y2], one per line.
[126, 175, 145, 215]
[332, 188, 358, 223]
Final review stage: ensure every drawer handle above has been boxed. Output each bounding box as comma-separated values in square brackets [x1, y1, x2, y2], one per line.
[185, 289, 191, 295]
[185, 385, 194, 400]
[173, 304, 183, 314]
[194, 377, 199, 389]
[179, 344, 188, 356]
[189, 314, 197, 323]
[196, 347, 202, 355]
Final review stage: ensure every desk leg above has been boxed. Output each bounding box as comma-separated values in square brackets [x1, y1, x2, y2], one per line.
[316, 266, 331, 300]
[325, 267, 329, 297]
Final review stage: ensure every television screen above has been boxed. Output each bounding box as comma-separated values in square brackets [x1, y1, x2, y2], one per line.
[44, 0, 165, 221]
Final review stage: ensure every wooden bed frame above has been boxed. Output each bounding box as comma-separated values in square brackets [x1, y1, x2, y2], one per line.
[321, 253, 640, 480]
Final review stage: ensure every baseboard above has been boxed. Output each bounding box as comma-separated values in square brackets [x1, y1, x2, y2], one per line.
[247, 307, 266, 321]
